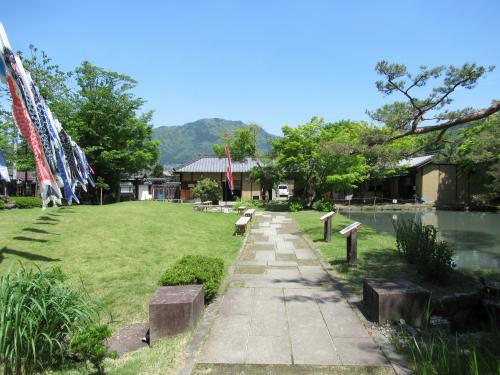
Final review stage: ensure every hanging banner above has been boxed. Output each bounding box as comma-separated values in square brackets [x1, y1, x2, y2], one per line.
[225, 145, 234, 193]
[0, 22, 92, 208]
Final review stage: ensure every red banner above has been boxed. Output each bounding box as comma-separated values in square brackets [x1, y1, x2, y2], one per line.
[225, 145, 234, 192]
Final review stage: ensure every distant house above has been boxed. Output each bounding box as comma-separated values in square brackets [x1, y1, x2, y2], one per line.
[361, 155, 488, 204]
[120, 176, 180, 201]
[174, 156, 263, 201]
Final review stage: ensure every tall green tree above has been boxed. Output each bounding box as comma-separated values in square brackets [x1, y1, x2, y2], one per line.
[272, 118, 421, 203]
[213, 124, 259, 161]
[72, 62, 159, 200]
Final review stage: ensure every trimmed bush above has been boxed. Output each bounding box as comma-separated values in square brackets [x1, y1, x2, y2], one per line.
[0, 200, 4, 209]
[9, 196, 42, 209]
[394, 218, 455, 281]
[0, 266, 99, 374]
[312, 198, 336, 212]
[192, 178, 221, 204]
[159, 255, 224, 302]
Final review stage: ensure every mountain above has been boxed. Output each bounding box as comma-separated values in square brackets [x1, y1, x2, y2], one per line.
[152, 118, 278, 167]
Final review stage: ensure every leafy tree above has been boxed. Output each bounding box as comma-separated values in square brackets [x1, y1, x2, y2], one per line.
[249, 161, 282, 201]
[454, 114, 500, 203]
[72, 62, 159, 200]
[272, 117, 323, 203]
[213, 124, 259, 161]
[94, 176, 110, 206]
[151, 163, 164, 178]
[192, 178, 221, 203]
[367, 61, 499, 148]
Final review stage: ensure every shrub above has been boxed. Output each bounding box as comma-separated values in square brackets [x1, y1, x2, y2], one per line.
[0, 200, 4, 209]
[159, 255, 224, 302]
[312, 198, 336, 212]
[0, 266, 98, 374]
[234, 199, 263, 210]
[9, 196, 42, 208]
[288, 196, 305, 212]
[70, 324, 116, 375]
[192, 178, 221, 204]
[394, 218, 455, 281]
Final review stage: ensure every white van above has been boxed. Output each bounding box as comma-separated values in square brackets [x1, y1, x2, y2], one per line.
[277, 184, 289, 198]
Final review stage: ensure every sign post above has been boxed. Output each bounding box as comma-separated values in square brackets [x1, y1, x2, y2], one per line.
[339, 222, 362, 265]
[319, 211, 336, 242]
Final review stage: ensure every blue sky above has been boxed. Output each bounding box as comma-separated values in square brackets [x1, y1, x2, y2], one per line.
[2, 0, 499, 135]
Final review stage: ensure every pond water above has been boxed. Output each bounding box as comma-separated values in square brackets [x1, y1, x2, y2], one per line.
[345, 210, 500, 271]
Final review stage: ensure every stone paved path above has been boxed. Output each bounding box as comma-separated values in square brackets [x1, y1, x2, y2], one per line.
[196, 212, 392, 370]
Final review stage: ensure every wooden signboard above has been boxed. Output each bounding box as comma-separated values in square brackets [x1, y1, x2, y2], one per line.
[319, 211, 336, 242]
[339, 222, 362, 264]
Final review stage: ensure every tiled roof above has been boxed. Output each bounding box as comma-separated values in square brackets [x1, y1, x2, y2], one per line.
[175, 156, 261, 173]
[398, 155, 434, 168]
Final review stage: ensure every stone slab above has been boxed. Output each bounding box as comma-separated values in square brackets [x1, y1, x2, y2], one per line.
[220, 288, 254, 316]
[295, 249, 318, 259]
[255, 251, 276, 261]
[333, 337, 389, 365]
[267, 260, 299, 267]
[149, 285, 204, 344]
[245, 335, 292, 364]
[198, 315, 250, 363]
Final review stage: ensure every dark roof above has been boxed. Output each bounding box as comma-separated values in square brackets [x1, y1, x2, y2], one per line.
[175, 156, 261, 173]
[397, 155, 434, 169]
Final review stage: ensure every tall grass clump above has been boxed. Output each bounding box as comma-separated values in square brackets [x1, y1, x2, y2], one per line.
[0, 266, 97, 374]
[392, 325, 500, 375]
[394, 218, 455, 281]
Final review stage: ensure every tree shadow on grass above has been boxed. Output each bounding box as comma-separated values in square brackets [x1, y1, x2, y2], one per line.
[0, 246, 61, 264]
[37, 215, 59, 222]
[13, 236, 49, 243]
[22, 227, 58, 235]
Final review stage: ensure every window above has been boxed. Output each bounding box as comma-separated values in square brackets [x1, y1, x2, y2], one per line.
[120, 182, 133, 194]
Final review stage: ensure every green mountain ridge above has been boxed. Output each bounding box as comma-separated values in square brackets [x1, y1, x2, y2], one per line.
[152, 118, 278, 167]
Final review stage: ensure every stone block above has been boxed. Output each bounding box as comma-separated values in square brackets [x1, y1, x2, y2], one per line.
[363, 278, 430, 327]
[149, 285, 204, 345]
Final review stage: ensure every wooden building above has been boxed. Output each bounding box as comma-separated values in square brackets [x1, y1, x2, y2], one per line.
[174, 156, 263, 201]
[360, 155, 488, 204]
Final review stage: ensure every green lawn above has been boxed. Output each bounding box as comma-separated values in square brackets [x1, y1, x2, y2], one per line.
[1, 202, 243, 374]
[291, 210, 478, 297]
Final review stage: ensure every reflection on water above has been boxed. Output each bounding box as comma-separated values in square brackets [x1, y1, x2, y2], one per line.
[346, 210, 500, 271]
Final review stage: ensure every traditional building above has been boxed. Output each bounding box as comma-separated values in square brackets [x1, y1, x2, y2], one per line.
[362, 155, 488, 204]
[174, 156, 263, 201]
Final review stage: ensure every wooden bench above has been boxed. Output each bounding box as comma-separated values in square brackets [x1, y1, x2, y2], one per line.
[244, 208, 256, 220]
[237, 205, 247, 215]
[234, 216, 251, 235]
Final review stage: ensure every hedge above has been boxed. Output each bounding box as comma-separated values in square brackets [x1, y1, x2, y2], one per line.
[158, 255, 224, 303]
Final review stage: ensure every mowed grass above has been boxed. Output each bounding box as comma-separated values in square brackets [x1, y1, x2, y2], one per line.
[291, 211, 478, 297]
[0, 202, 243, 327]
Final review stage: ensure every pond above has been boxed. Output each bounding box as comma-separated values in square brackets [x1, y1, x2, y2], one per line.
[345, 210, 500, 271]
